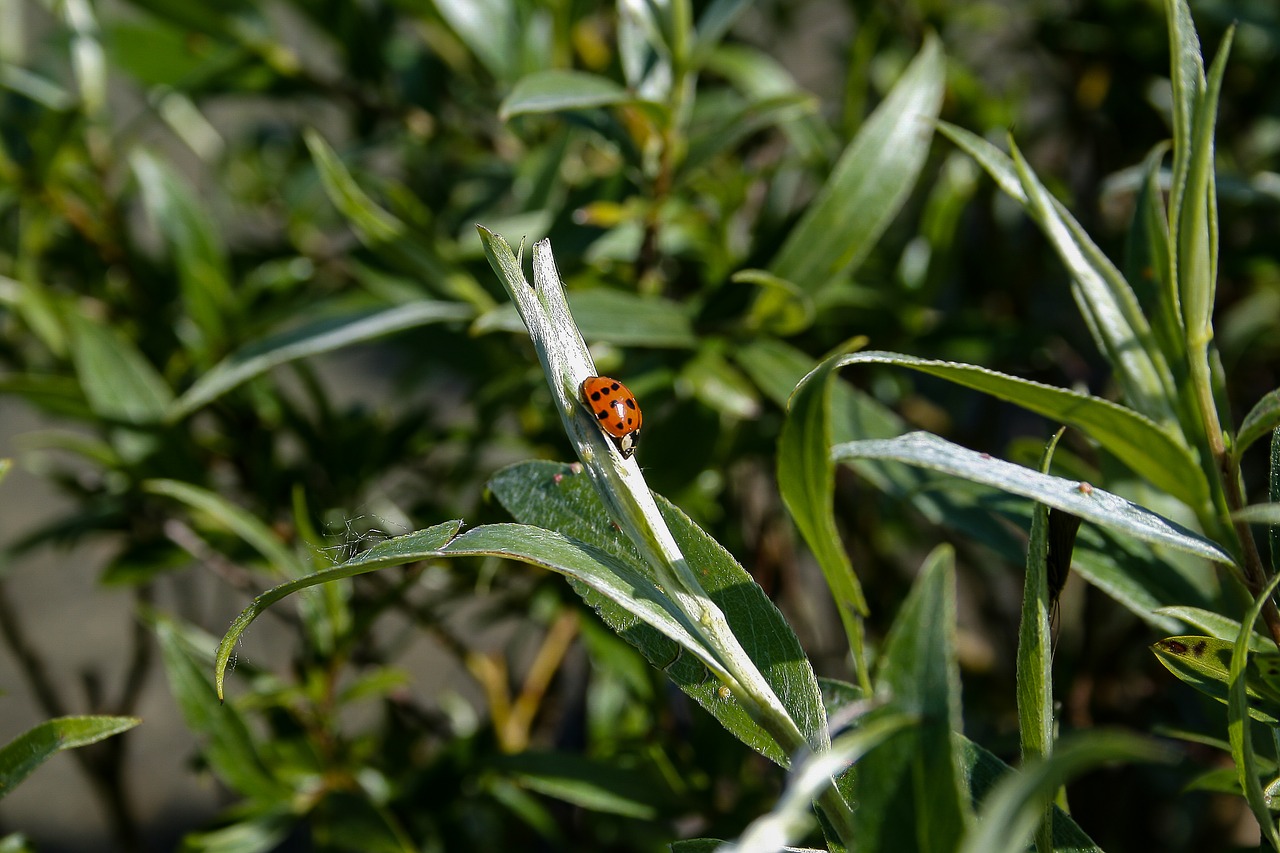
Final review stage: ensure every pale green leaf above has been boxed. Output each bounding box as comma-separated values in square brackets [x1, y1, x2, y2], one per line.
[770, 35, 944, 290]
[833, 432, 1233, 565]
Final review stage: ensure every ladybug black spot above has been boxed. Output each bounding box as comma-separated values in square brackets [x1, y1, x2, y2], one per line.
[615, 421, 624, 430]
[596, 411, 608, 420]
[610, 382, 620, 390]
[626, 417, 634, 425]
[625, 399, 636, 409]
[591, 391, 602, 401]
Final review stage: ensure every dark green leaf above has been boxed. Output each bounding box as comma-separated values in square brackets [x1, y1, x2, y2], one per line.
[1237, 389, 1280, 458]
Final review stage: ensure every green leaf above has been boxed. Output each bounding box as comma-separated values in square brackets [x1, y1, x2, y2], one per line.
[431, 0, 516, 81]
[493, 752, 667, 819]
[822, 679, 1106, 852]
[778, 345, 869, 688]
[169, 300, 473, 419]
[848, 547, 969, 852]
[1151, 635, 1280, 724]
[65, 309, 173, 425]
[1272, 428, 1280, 573]
[178, 812, 293, 853]
[939, 124, 1178, 429]
[1177, 24, 1232, 349]
[834, 432, 1234, 565]
[0, 716, 139, 799]
[488, 460, 826, 765]
[957, 732, 1173, 853]
[702, 44, 832, 161]
[472, 290, 695, 348]
[1017, 433, 1061, 853]
[1227, 570, 1280, 848]
[680, 93, 817, 180]
[1154, 606, 1274, 652]
[770, 34, 944, 290]
[1127, 143, 1184, 366]
[1237, 389, 1280, 458]
[499, 70, 635, 120]
[131, 150, 235, 355]
[733, 269, 815, 337]
[143, 479, 299, 573]
[839, 351, 1206, 507]
[305, 130, 492, 309]
[730, 713, 916, 853]
[214, 518, 782, 760]
[154, 615, 284, 800]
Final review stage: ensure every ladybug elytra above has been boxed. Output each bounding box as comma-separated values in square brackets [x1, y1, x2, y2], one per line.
[580, 376, 642, 458]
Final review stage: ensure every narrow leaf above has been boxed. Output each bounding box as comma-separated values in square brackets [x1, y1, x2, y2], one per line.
[169, 300, 472, 419]
[155, 616, 284, 799]
[1151, 635, 1280, 724]
[1237, 389, 1280, 458]
[779, 345, 870, 688]
[500, 70, 634, 120]
[770, 35, 944, 290]
[839, 351, 1205, 507]
[1228, 571, 1280, 848]
[143, 479, 299, 573]
[306, 130, 491, 308]
[833, 432, 1234, 565]
[958, 732, 1172, 853]
[939, 124, 1178, 428]
[1017, 433, 1062, 853]
[0, 716, 139, 799]
[848, 547, 969, 851]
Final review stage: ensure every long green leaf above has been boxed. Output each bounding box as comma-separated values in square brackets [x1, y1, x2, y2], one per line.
[834, 432, 1234, 565]
[939, 124, 1178, 429]
[143, 479, 299, 573]
[499, 70, 635, 120]
[1017, 433, 1060, 853]
[958, 732, 1172, 853]
[169, 300, 472, 419]
[846, 547, 969, 852]
[214, 521, 745, 741]
[155, 616, 285, 800]
[0, 716, 139, 799]
[778, 345, 870, 690]
[1228, 571, 1280, 848]
[305, 130, 492, 309]
[840, 351, 1205, 507]
[770, 34, 944, 290]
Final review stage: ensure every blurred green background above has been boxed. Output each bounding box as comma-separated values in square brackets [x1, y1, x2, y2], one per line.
[0, 0, 1278, 850]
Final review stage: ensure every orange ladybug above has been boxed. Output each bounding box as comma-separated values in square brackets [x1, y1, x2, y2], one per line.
[580, 376, 642, 458]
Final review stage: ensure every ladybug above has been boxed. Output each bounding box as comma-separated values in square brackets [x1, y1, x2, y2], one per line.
[580, 376, 642, 458]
